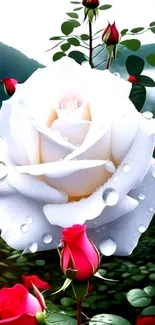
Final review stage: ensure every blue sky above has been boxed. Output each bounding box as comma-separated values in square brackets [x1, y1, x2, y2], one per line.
[2, 0, 155, 64]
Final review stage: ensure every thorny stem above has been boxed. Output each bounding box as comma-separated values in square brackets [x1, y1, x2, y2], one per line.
[88, 20, 93, 68]
[77, 301, 82, 325]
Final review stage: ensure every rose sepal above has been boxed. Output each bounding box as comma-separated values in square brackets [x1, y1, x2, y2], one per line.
[72, 281, 89, 302]
[94, 270, 118, 282]
[32, 284, 46, 311]
[51, 278, 72, 296]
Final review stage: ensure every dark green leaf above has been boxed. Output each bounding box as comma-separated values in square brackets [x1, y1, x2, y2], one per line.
[138, 75, 155, 87]
[120, 39, 141, 51]
[149, 273, 155, 280]
[146, 53, 155, 66]
[142, 306, 155, 316]
[127, 289, 151, 307]
[89, 314, 131, 325]
[130, 27, 144, 33]
[61, 43, 71, 52]
[68, 19, 81, 27]
[68, 50, 88, 64]
[70, 1, 81, 3]
[46, 313, 76, 325]
[61, 21, 74, 35]
[73, 7, 83, 11]
[53, 52, 66, 62]
[60, 297, 76, 307]
[150, 21, 155, 26]
[131, 275, 146, 281]
[150, 22, 155, 33]
[35, 259, 45, 266]
[66, 12, 79, 18]
[49, 36, 63, 40]
[81, 33, 89, 40]
[68, 37, 80, 46]
[121, 29, 128, 36]
[99, 4, 112, 10]
[129, 84, 146, 111]
[126, 55, 144, 77]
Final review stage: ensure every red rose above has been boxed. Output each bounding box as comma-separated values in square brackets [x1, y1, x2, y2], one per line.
[21, 275, 51, 291]
[82, 0, 99, 9]
[102, 22, 119, 45]
[2, 78, 18, 96]
[0, 284, 43, 325]
[136, 315, 155, 325]
[61, 224, 100, 281]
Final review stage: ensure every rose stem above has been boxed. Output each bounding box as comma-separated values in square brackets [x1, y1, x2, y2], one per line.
[77, 301, 82, 325]
[106, 54, 111, 69]
[88, 20, 93, 68]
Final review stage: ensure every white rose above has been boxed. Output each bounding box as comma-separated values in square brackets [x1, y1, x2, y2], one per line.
[0, 57, 155, 256]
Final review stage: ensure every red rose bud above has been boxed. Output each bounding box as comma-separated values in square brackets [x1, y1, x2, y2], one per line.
[0, 284, 43, 325]
[82, 0, 99, 9]
[21, 274, 51, 291]
[61, 224, 100, 282]
[102, 22, 119, 45]
[128, 75, 137, 83]
[136, 315, 155, 325]
[2, 78, 18, 96]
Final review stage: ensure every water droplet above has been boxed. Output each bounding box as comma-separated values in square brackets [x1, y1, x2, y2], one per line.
[149, 207, 154, 212]
[122, 163, 131, 173]
[26, 216, 32, 224]
[152, 169, 155, 178]
[100, 239, 117, 256]
[143, 111, 153, 119]
[102, 188, 119, 206]
[113, 72, 120, 78]
[138, 193, 145, 200]
[0, 162, 8, 180]
[29, 242, 38, 253]
[105, 160, 116, 173]
[42, 233, 53, 244]
[95, 227, 101, 233]
[138, 224, 146, 233]
[20, 224, 28, 233]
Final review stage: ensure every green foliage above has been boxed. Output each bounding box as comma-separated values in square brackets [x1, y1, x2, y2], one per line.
[129, 84, 146, 111]
[66, 12, 79, 18]
[68, 38, 80, 46]
[53, 52, 67, 62]
[99, 5, 112, 10]
[46, 313, 76, 325]
[90, 314, 131, 325]
[126, 55, 144, 77]
[130, 27, 144, 33]
[146, 53, 155, 66]
[61, 22, 74, 36]
[150, 21, 155, 33]
[142, 305, 155, 316]
[120, 39, 141, 51]
[61, 43, 71, 52]
[68, 50, 88, 64]
[127, 289, 152, 307]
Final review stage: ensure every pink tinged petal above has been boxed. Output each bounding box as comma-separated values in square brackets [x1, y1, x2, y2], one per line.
[87, 160, 155, 255]
[32, 121, 76, 163]
[7, 167, 68, 203]
[17, 160, 112, 197]
[111, 111, 138, 164]
[0, 194, 61, 251]
[51, 120, 90, 146]
[44, 117, 155, 228]
[86, 195, 139, 228]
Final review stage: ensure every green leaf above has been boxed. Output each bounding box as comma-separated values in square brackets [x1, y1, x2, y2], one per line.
[89, 314, 131, 325]
[120, 39, 141, 51]
[131, 275, 146, 281]
[35, 259, 45, 266]
[81, 33, 89, 40]
[70, 1, 81, 3]
[126, 55, 144, 77]
[46, 313, 76, 325]
[73, 7, 83, 11]
[49, 36, 63, 40]
[53, 52, 67, 62]
[99, 5, 112, 10]
[61, 43, 71, 52]
[146, 53, 155, 66]
[68, 50, 88, 64]
[127, 289, 152, 307]
[130, 27, 144, 33]
[121, 29, 128, 36]
[66, 12, 79, 18]
[150, 22, 155, 33]
[142, 305, 155, 316]
[144, 286, 155, 297]
[60, 297, 76, 307]
[138, 75, 155, 87]
[149, 273, 155, 281]
[61, 21, 74, 35]
[129, 84, 146, 111]
[68, 37, 80, 46]
[68, 19, 80, 27]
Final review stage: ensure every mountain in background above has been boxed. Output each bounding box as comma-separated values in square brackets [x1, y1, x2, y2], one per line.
[0, 42, 44, 106]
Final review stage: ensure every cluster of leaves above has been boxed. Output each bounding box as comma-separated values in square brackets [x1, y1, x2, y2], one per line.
[127, 284, 155, 318]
